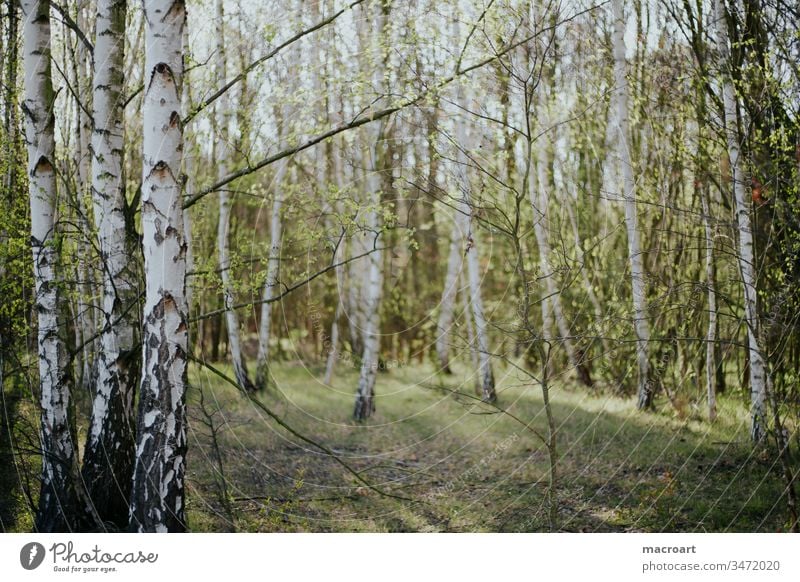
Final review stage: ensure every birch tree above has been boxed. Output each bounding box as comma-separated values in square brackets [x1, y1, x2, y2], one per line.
[215, 0, 254, 392]
[529, 43, 592, 387]
[712, 0, 768, 441]
[612, 0, 651, 409]
[69, 0, 95, 393]
[700, 184, 717, 421]
[81, 0, 138, 530]
[183, 27, 195, 316]
[255, 154, 287, 391]
[353, 1, 391, 420]
[452, 90, 496, 403]
[436, 218, 465, 374]
[129, 0, 189, 532]
[22, 0, 82, 532]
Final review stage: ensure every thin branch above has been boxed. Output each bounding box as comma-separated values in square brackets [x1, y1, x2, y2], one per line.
[183, 2, 608, 210]
[51, 1, 94, 55]
[189, 356, 415, 503]
[183, 0, 367, 125]
[189, 244, 387, 322]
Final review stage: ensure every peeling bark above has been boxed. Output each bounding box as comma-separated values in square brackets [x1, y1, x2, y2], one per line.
[353, 2, 390, 420]
[129, 0, 188, 532]
[81, 0, 138, 531]
[22, 0, 82, 532]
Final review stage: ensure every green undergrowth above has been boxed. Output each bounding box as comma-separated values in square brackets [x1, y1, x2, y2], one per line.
[184, 358, 795, 532]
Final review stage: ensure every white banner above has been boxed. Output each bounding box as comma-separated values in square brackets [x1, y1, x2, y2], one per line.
[1, 533, 797, 582]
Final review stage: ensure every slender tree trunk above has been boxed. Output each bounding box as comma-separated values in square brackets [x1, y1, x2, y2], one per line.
[712, 0, 767, 441]
[81, 0, 138, 530]
[563, 189, 608, 361]
[183, 27, 195, 317]
[532, 144, 592, 387]
[453, 102, 495, 402]
[255, 159, 287, 390]
[436, 218, 464, 374]
[22, 0, 82, 532]
[214, 0, 253, 391]
[130, 0, 188, 532]
[701, 182, 718, 421]
[70, 0, 95, 393]
[612, 0, 651, 409]
[346, 108, 367, 359]
[460, 269, 480, 393]
[324, 297, 342, 385]
[347, 242, 366, 355]
[353, 194, 383, 419]
[526, 4, 592, 388]
[353, 2, 390, 420]
[324, 141, 346, 385]
[353, 132, 385, 418]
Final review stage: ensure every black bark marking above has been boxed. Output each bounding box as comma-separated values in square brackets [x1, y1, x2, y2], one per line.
[130, 294, 188, 532]
[32, 155, 53, 175]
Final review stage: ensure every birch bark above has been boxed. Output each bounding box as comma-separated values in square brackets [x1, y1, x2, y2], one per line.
[612, 0, 651, 408]
[436, 218, 465, 374]
[129, 0, 188, 532]
[701, 186, 718, 421]
[713, 0, 767, 440]
[72, 0, 95, 392]
[81, 0, 138, 530]
[215, 0, 253, 392]
[182, 27, 195, 316]
[353, 2, 390, 420]
[453, 94, 495, 402]
[22, 0, 82, 532]
[255, 157, 287, 391]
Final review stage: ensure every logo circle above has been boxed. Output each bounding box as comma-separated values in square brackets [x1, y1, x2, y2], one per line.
[20, 542, 45, 570]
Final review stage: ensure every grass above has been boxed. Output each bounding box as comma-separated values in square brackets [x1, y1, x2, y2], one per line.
[183, 357, 795, 532]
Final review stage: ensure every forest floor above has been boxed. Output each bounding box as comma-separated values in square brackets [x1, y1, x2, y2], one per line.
[184, 359, 795, 532]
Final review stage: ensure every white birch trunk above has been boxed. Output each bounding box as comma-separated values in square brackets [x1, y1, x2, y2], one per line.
[701, 188, 718, 421]
[436, 218, 465, 374]
[460, 269, 480, 393]
[324, 134, 346, 385]
[347, 141, 368, 356]
[353, 3, 389, 420]
[564, 189, 606, 352]
[255, 159, 288, 390]
[322, 8, 347, 385]
[130, 0, 188, 532]
[449, 15, 496, 401]
[81, 0, 137, 529]
[22, 0, 81, 533]
[72, 0, 95, 393]
[453, 113, 495, 402]
[532, 154, 559, 346]
[531, 139, 592, 386]
[347, 240, 366, 354]
[182, 27, 195, 316]
[713, 0, 767, 440]
[324, 296, 343, 385]
[612, 0, 651, 408]
[215, 0, 253, 391]
[353, 188, 383, 419]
